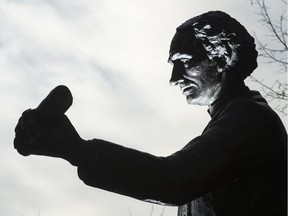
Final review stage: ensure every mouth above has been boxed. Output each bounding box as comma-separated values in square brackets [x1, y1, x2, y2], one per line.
[180, 83, 198, 95]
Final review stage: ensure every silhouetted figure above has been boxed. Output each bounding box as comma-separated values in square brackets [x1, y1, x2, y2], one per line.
[14, 11, 287, 216]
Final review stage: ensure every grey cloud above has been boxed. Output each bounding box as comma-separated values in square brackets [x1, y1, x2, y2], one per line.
[4, 0, 97, 17]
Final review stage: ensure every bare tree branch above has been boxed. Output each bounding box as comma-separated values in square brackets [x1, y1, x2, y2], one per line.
[149, 205, 154, 216]
[250, 0, 287, 116]
[160, 207, 165, 216]
[128, 207, 133, 216]
[258, 0, 287, 49]
[250, 76, 288, 115]
[252, 0, 287, 73]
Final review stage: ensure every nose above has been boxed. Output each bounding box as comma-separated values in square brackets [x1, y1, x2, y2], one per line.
[169, 61, 186, 86]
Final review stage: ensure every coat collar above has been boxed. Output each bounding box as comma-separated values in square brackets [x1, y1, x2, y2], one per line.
[208, 82, 266, 118]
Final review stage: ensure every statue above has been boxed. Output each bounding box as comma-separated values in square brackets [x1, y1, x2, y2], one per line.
[14, 11, 287, 216]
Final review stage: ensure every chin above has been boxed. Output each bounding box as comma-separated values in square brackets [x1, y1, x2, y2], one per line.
[186, 95, 212, 106]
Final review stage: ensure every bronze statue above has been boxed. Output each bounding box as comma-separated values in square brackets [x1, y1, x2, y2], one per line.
[14, 11, 287, 216]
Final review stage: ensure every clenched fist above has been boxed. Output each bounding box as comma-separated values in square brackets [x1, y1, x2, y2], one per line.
[14, 109, 86, 166]
[14, 86, 87, 166]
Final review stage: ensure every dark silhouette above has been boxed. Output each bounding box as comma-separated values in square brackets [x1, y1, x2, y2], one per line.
[14, 11, 287, 216]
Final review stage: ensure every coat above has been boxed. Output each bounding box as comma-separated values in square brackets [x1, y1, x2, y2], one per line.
[77, 83, 287, 216]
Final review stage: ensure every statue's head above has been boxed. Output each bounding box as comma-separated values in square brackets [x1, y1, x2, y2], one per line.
[168, 11, 258, 105]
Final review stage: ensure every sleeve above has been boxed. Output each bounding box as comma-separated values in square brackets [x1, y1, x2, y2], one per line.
[77, 100, 265, 206]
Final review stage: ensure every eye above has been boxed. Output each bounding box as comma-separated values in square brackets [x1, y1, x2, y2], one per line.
[180, 59, 191, 69]
[183, 63, 189, 69]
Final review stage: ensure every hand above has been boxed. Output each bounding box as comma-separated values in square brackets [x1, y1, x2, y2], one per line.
[14, 109, 84, 166]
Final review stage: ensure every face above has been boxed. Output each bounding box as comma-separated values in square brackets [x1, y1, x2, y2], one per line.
[169, 52, 223, 106]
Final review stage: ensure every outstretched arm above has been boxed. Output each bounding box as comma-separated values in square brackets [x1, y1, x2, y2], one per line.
[76, 100, 265, 205]
[14, 87, 256, 206]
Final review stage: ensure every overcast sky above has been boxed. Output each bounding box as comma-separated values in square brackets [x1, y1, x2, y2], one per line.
[0, 0, 286, 216]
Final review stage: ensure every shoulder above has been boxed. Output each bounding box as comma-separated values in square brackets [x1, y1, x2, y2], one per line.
[205, 98, 275, 141]
[210, 97, 286, 144]
[219, 98, 272, 122]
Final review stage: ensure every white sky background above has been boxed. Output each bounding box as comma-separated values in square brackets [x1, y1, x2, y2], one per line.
[0, 0, 286, 216]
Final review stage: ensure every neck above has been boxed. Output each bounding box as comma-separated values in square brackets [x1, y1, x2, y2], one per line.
[208, 76, 245, 109]
[208, 80, 246, 115]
